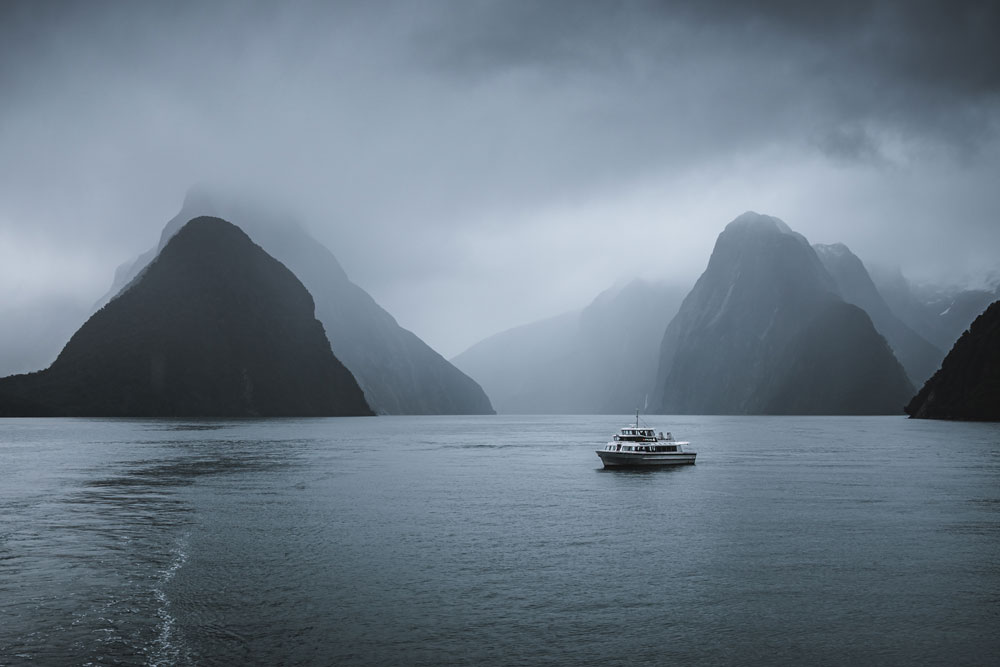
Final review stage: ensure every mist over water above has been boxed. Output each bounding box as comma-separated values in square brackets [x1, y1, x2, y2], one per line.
[2, 416, 998, 665]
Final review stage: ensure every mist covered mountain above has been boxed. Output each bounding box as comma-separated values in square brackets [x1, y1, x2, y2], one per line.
[100, 189, 493, 415]
[906, 300, 1000, 421]
[0, 217, 372, 417]
[653, 212, 913, 415]
[452, 280, 687, 413]
[813, 243, 943, 386]
[869, 266, 1000, 353]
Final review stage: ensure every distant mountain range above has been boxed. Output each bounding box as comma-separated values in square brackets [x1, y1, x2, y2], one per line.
[0, 217, 372, 417]
[452, 280, 688, 414]
[906, 300, 1000, 421]
[652, 212, 914, 414]
[869, 267, 1000, 354]
[456, 212, 956, 415]
[435, 210, 1000, 417]
[3, 193, 996, 419]
[98, 189, 493, 415]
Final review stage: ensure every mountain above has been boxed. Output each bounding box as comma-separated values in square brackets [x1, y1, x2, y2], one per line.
[98, 189, 493, 415]
[906, 300, 1000, 421]
[0, 217, 372, 417]
[653, 212, 914, 415]
[452, 310, 579, 414]
[813, 243, 943, 386]
[452, 280, 687, 413]
[869, 266, 999, 353]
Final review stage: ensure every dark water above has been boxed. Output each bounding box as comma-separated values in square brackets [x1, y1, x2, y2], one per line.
[1, 415, 998, 666]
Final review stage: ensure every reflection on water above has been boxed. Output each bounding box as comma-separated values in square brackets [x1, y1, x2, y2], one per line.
[595, 464, 695, 475]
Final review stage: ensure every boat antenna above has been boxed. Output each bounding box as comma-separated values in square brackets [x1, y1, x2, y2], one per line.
[635, 408, 639, 428]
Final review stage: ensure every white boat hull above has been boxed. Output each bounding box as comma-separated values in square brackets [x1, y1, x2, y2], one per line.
[596, 450, 696, 468]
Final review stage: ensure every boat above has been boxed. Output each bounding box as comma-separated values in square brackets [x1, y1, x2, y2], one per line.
[596, 411, 696, 468]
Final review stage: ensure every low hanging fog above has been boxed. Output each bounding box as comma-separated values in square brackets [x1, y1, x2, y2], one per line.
[2, 0, 998, 369]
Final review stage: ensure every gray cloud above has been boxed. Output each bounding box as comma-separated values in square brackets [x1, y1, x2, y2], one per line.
[1, 0, 998, 359]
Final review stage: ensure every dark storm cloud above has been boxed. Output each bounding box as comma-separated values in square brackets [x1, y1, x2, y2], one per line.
[420, 0, 1000, 156]
[0, 0, 998, 358]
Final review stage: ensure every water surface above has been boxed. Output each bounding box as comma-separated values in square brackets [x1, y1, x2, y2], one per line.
[1, 415, 998, 665]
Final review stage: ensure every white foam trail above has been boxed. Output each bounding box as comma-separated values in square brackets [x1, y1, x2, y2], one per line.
[148, 536, 191, 667]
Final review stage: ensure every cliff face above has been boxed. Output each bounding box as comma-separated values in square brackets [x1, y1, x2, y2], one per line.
[814, 243, 943, 386]
[97, 190, 493, 415]
[653, 212, 914, 415]
[905, 300, 1000, 421]
[0, 217, 373, 417]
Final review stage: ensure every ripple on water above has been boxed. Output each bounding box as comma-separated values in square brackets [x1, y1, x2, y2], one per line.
[3, 416, 1000, 666]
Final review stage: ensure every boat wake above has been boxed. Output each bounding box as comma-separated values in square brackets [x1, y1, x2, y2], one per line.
[148, 535, 192, 667]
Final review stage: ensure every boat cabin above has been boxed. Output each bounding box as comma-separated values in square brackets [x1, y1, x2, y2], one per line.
[608, 427, 679, 452]
[604, 441, 680, 453]
[614, 428, 661, 442]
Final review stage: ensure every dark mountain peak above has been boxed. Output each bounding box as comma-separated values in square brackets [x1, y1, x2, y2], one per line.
[654, 213, 913, 414]
[0, 215, 372, 417]
[905, 300, 1000, 421]
[170, 215, 250, 247]
[693, 213, 837, 329]
[164, 187, 313, 253]
[715, 212, 822, 268]
[98, 189, 493, 415]
[719, 213, 817, 275]
[725, 211, 795, 236]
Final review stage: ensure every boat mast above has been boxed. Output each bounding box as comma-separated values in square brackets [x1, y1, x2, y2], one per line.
[635, 408, 639, 429]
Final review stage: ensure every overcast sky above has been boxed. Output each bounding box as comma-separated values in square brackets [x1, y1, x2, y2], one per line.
[2, 0, 998, 359]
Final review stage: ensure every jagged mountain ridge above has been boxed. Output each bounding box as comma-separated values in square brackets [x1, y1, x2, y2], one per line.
[0, 217, 372, 417]
[100, 190, 494, 415]
[452, 280, 687, 414]
[814, 243, 943, 386]
[905, 300, 1000, 421]
[653, 212, 914, 415]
